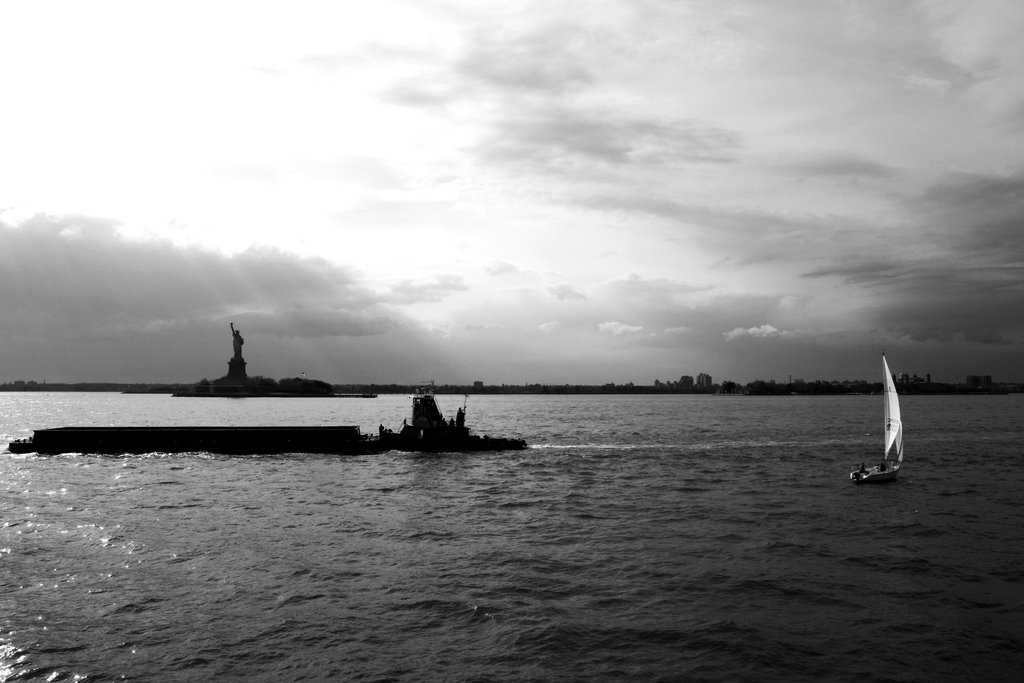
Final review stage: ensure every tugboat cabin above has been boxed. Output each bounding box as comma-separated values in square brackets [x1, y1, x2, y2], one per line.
[411, 391, 445, 429]
[404, 385, 468, 438]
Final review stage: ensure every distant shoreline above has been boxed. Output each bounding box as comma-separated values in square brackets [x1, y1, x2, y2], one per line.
[0, 381, 1018, 395]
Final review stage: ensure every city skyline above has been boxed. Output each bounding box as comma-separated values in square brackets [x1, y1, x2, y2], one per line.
[2, 1, 1023, 385]
[1, 362, 1016, 392]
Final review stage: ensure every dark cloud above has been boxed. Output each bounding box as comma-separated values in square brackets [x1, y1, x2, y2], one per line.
[456, 23, 595, 95]
[0, 215, 427, 382]
[784, 153, 894, 178]
[582, 193, 860, 267]
[377, 20, 597, 109]
[605, 273, 711, 304]
[556, 170, 1024, 380]
[803, 169, 1024, 346]
[916, 170, 1024, 260]
[367, 18, 738, 174]
[0, 216, 385, 326]
[477, 110, 740, 171]
[238, 307, 400, 338]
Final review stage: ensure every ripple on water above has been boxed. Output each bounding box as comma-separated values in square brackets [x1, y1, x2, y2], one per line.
[2, 394, 1023, 680]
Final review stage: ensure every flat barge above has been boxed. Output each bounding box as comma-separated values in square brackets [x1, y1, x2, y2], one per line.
[8, 425, 374, 455]
[6, 388, 526, 455]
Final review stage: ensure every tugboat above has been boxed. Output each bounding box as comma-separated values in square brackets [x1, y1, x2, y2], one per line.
[379, 384, 526, 452]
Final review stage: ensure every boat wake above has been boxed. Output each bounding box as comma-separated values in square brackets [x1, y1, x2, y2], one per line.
[528, 443, 652, 451]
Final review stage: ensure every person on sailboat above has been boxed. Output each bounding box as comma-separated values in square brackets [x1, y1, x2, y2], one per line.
[878, 461, 887, 471]
[859, 463, 867, 474]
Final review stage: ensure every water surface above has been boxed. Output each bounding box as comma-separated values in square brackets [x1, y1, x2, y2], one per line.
[2, 393, 1022, 681]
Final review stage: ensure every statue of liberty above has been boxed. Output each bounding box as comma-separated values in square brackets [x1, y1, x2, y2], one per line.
[230, 322, 244, 360]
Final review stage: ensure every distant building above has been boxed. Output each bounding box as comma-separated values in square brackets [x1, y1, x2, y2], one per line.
[965, 375, 992, 391]
[696, 373, 713, 390]
[473, 381, 484, 389]
[678, 375, 694, 391]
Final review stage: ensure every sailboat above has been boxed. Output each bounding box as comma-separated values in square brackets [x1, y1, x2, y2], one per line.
[851, 353, 903, 484]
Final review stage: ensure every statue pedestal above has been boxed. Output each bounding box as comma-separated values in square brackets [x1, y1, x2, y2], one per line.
[226, 357, 248, 382]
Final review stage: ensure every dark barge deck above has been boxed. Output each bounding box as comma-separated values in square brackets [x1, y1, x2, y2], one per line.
[6, 425, 527, 455]
[7, 425, 371, 455]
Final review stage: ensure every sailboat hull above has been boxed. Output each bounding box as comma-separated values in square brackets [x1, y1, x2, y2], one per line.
[850, 463, 900, 484]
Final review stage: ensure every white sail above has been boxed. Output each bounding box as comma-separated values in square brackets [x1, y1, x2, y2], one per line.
[851, 354, 904, 483]
[882, 354, 903, 463]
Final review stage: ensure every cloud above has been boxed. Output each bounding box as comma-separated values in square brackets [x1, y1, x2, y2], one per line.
[902, 73, 954, 94]
[376, 15, 600, 109]
[371, 16, 742, 173]
[456, 23, 595, 95]
[605, 273, 710, 304]
[784, 153, 894, 178]
[917, 170, 1024, 260]
[484, 260, 521, 276]
[724, 324, 794, 342]
[0, 214, 433, 382]
[802, 169, 1024, 345]
[239, 307, 400, 338]
[386, 274, 469, 304]
[3, 2, 1024, 386]
[548, 283, 587, 301]
[0, 216, 376, 328]
[578, 193, 869, 269]
[380, 79, 462, 110]
[598, 321, 646, 336]
[477, 109, 740, 173]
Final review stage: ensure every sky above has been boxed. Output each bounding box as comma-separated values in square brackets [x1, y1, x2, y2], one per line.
[1, 0, 1023, 385]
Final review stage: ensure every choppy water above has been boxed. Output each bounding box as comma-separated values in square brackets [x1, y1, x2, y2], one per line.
[2, 392, 1023, 681]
